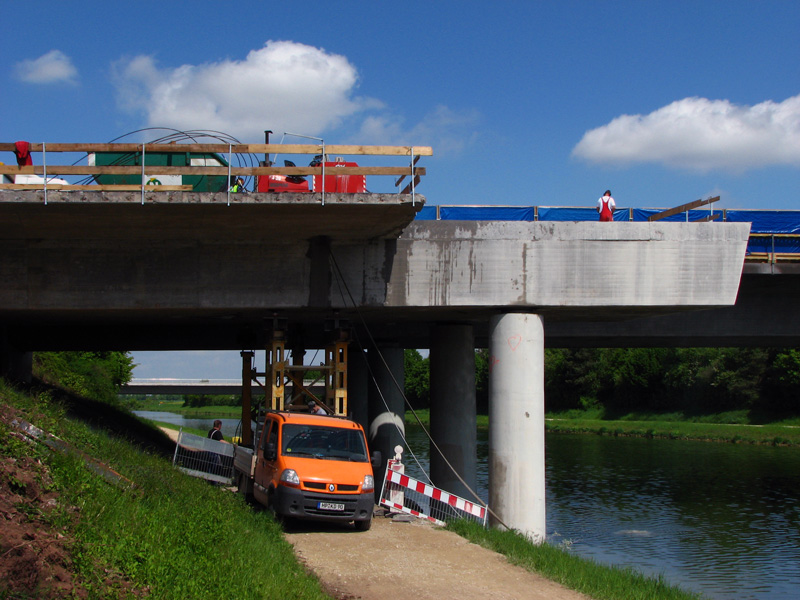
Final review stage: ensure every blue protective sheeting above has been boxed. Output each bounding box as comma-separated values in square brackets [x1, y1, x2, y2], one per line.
[416, 205, 438, 220]
[746, 235, 800, 255]
[537, 207, 599, 221]
[438, 206, 534, 221]
[724, 210, 800, 234]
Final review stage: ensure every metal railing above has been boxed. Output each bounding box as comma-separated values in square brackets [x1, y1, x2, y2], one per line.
[0, 141, 432, 205]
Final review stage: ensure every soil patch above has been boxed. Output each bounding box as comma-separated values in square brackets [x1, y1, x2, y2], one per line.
[0, 404, 140, 599]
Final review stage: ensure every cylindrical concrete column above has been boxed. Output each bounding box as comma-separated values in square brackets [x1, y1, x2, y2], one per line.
[488, 313, 546, 542]
[430, 324, 477, 501]
[367, 345, 405, 498]
[348, 346, 369, 429]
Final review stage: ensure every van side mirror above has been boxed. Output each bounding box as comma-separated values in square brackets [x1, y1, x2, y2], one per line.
[265, 442, 277, 461]
[370, 450, 382, 469]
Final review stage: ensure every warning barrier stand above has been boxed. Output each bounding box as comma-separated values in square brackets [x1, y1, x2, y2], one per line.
[378, 458, 488, 526]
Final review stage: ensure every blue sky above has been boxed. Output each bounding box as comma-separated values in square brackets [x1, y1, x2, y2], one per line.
[3, 1, 799, 378]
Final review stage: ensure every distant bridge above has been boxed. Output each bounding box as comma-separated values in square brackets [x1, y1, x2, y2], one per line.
[120, 378, 323, 396]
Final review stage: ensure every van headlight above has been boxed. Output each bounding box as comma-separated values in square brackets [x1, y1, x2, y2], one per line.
[362, 474, 374, 492]
[280, 469, 300, 486]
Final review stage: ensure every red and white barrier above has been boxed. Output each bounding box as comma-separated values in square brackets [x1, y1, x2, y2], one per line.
[379, 459, 487, 526]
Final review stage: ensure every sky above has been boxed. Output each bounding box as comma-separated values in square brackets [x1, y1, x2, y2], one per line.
[3, 1, 799, 379]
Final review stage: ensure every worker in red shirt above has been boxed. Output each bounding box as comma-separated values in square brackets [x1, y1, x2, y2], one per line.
[597, 190, 615, 222]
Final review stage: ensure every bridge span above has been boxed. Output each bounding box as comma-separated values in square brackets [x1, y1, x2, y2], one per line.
[0, 187, 753, 541]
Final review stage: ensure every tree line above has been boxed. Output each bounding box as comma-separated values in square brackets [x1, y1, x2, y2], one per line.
[33, 348, 799, 419]
[405, 347, 800, 417]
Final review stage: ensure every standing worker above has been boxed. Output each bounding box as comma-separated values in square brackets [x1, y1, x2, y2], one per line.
[208, 419, 224, 441]
[597, 190, 615, 221]
[229, 176, 245, 192]
[307, 400, 327, 415]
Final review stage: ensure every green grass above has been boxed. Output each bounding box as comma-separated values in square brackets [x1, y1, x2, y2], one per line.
[406, 408, 800, 446]
[1, 379, 330, 600]
[545, 410, 800, 446]
[447, 520, 704, 600]
[131, 397, 243, 418]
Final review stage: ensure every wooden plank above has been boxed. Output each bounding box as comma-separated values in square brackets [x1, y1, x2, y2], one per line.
[400, 175, 422, 195]
[0, 142, 433, 156]
[0, 184, 193, 191]
[395, 155, 422, 187]
[692, 213, 721, 222]
[648, 196, 720, 221]
[0, 165, 426, 177]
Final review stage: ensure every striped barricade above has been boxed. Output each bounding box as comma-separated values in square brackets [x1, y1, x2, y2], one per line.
[379, 459, 487, 526]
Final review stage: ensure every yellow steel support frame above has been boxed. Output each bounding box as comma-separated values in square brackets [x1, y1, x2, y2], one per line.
[267, 333, 286, 411]
[325, 340, 348, 416]
[260, 328, 349, 417]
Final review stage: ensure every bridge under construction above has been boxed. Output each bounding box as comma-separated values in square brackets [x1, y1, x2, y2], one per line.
[0, 139, 755, 540]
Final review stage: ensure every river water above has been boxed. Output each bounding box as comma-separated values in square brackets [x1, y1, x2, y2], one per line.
[139, 411, 800, 600]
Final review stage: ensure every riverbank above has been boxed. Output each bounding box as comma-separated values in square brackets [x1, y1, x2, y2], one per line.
[6, 382, 712, 600]
[404, 408, 800, 446]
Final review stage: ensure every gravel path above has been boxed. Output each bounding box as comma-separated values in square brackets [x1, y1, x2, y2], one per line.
[285, 510, 590, 600]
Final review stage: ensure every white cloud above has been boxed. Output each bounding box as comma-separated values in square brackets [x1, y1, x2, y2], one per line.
[353, 105, 481, 154]
[572, 95, 800, 172]
[112, 41, 366, 141]
[14, 50, 78, 84]
[111, 41, 480, 152]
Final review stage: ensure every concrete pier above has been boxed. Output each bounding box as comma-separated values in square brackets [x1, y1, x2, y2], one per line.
[367, 345, 405, 489]
[488, 313, 546, 542]
[430, 324, 477, 500]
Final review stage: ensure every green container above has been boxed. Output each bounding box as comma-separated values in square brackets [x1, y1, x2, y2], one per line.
[91, 150, 229, 192]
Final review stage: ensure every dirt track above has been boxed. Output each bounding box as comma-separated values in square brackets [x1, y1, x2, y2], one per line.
[285, 510, 589, 600]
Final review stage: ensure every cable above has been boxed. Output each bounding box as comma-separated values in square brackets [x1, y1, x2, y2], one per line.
[327, 247, 512, 530]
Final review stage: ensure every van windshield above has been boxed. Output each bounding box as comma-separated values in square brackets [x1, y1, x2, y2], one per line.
[281, 424, 368, 462]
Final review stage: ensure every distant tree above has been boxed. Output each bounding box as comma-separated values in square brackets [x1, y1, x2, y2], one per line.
[762, 348, 800, 414]
[33, 351, 135, 404]
[404, 349, 430, 409]
[475, 349, 490, 414]
[182, 394, 240, 408]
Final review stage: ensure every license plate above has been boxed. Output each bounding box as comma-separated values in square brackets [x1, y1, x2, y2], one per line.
[318, 502, 345, 511]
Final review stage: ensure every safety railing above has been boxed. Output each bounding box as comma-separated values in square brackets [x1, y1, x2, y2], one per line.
[0, 142, 432, 205]
[172, 430, 235, 485]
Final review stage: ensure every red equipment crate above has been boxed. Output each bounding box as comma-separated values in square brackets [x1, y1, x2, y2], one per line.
[312, 159, 366, 193]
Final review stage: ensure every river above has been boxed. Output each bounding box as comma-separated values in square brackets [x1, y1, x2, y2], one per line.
[138, 411, 800, 600]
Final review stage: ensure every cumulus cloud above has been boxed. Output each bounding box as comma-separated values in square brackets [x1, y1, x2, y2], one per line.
[14, 50, 78, 84]
[353, 105, 481, 154]
[112, 41, 366, 141]
[572, 95, 800, 172]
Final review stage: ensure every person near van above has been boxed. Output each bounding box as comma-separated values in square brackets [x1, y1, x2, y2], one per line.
[597, 190, 615, 222]
[307, 400, 327, 415]
[208, 419, 224, 441]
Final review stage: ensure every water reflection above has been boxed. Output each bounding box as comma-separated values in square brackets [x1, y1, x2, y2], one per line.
[134, 410, 244, 439]
[401, 425, 800, 600]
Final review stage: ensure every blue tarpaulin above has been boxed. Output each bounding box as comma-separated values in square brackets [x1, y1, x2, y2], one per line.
[439, 206, 534, 221]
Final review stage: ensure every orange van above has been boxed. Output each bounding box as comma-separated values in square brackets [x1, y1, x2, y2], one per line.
[240, 411, 379, 530]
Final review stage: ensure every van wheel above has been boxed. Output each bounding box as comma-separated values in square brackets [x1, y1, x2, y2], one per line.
[354, 518, 372, 532]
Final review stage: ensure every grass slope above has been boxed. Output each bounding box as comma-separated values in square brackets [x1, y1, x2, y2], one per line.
[1, 378, 330, 600]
